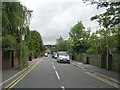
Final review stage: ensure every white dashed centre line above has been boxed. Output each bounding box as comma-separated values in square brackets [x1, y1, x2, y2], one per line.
[55, 71, 60, 79]
[52, 63, 56, 70]
[53, 65, 56, 70]
[61, 86, 65, 90]
[51, 63, 65, 89]
[52, 63, 60, 79]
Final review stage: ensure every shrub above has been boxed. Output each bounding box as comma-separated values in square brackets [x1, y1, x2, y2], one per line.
[21, 43, 29, 68]
[2, 35, 16, 50]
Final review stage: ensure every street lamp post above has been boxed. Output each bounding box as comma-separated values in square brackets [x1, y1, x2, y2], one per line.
[106, 39, 109, 70]
[19, 9, 33, 70]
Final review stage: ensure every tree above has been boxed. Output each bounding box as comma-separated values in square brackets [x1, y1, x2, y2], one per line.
[65, 39, 73, 53]
[69, 21, 90, 53]
[83, 0, 120, 28]
[97, 28, 118, 54]
[2, 35, 16, 51]
[87, 27, 118, 54]
[87, 33, 99, 54]
[55, 36, 67, 51]
[2, 2, 32, 43]
[83, 0, 120, 54]
[29, 30, 43, 56]
[2, 2, 32, 69]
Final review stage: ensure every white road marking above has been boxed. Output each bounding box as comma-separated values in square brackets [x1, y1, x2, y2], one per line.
[55, 71, 60, 79]
[78, 63, 82, 65]
[53, 65, 56, 70]
[52, 63, 56, 69]
[52, 63, 60, 79]
[61, 86, 65, 90]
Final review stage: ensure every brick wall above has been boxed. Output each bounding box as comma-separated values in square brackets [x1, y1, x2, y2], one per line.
[2, 51, 19, 69]
[2, 51, 11, 69]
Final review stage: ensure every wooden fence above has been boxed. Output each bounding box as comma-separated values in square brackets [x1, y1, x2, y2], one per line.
[74, 53, 120, 71]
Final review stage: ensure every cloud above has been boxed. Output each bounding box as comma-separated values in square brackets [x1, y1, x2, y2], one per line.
[19, 0, 105, 45]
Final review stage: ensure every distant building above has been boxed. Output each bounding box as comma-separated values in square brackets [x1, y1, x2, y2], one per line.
[45, 47, 51, 54]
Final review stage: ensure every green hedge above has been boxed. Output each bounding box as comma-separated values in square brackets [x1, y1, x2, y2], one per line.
[21, 43, 29, 68]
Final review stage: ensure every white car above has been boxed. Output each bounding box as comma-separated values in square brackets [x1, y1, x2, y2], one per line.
[57, 51, 70, 63]
[54, 53, 58, 59]
[52, 52, 57, 58]
[45, 53, 48, 57]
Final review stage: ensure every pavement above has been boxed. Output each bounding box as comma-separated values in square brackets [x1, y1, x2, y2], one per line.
[71, 60, 120, 85]
[1, 58, 40, 86]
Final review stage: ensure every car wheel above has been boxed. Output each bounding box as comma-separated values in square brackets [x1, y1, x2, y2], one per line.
[68, 62, 70, 64]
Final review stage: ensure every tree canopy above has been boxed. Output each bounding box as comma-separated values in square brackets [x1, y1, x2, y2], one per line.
[83, 0, 120, 28]
[83, 0, 120, 54]
[55, 36, 67, 51]
[69, 21, 90, 53]
[2, 2, 32, 50]
[29, 30, 43, 55]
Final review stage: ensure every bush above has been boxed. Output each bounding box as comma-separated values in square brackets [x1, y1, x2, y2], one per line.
[21, 43, 29, 68]
[2, 35, 16, 50]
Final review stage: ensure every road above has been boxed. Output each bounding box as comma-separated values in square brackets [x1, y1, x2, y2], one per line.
[4, 56, 117, 89]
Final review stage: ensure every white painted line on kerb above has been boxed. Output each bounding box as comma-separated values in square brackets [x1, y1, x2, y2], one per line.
[61, 86, 65, 90]
[55, 71, 60, 79]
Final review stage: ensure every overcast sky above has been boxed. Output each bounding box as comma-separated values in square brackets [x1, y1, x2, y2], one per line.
[19, 0, 105, 45]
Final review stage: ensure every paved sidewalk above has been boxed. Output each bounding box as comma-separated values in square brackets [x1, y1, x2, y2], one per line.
[2, 58, 41, 83]
[71, 60, 120, 84]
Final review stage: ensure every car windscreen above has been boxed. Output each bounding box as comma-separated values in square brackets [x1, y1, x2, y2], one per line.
[53, 52, 56, 55]
[58, 52, 68, 56]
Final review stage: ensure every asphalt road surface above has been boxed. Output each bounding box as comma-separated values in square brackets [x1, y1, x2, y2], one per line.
[6, 55, 117, 89]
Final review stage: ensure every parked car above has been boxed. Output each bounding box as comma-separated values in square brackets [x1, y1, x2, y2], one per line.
[57, 51, 70, 63]
[45, 53, 48, 57]
[52, 52, 56, 58]
[54, 53, 58, 59]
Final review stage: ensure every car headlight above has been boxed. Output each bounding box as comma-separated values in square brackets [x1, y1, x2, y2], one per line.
[67, 56, 70, 60]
